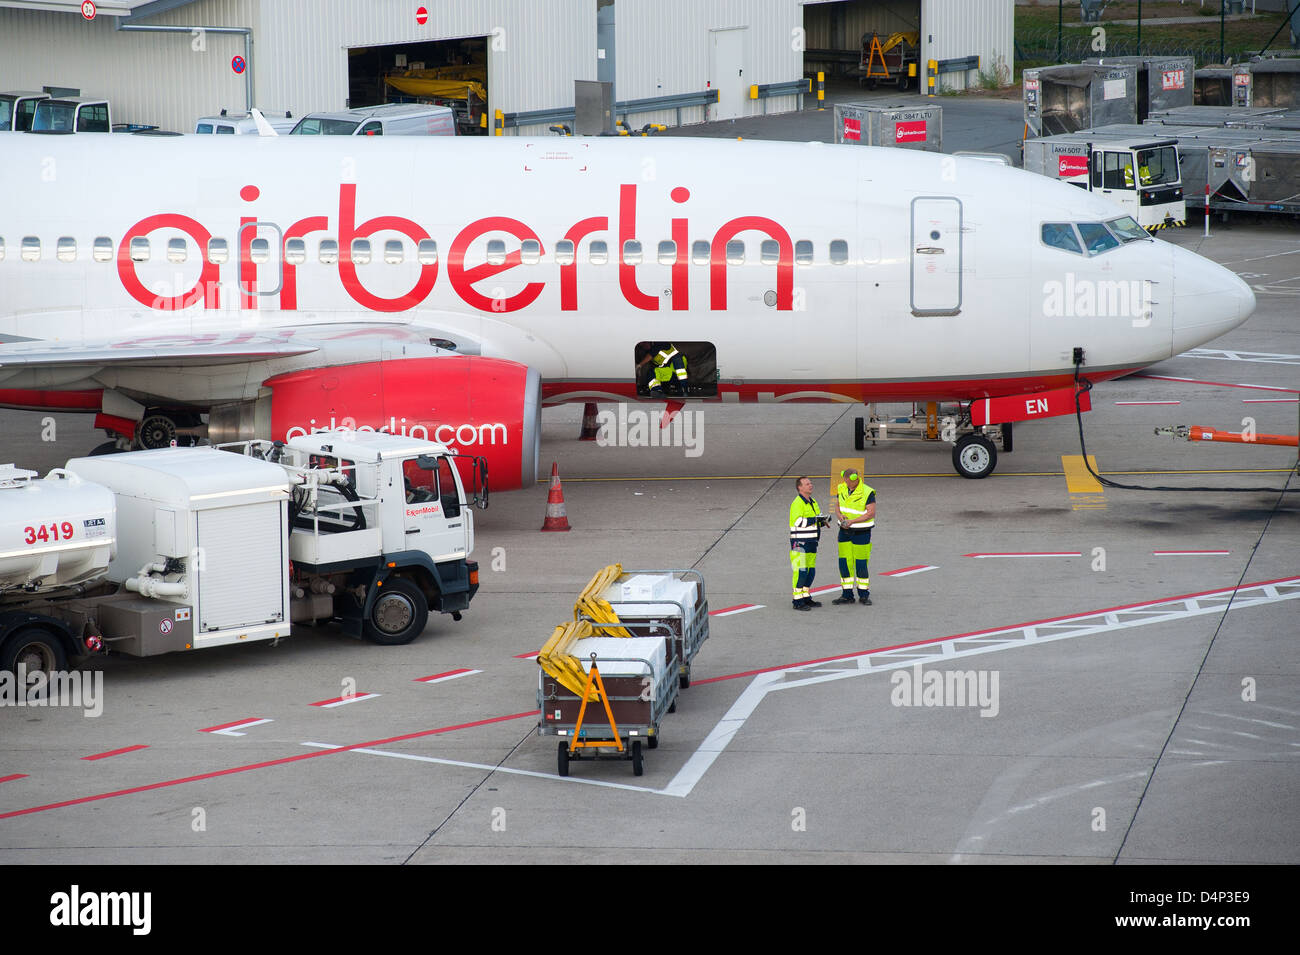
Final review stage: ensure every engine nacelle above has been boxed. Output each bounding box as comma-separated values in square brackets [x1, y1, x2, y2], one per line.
[210, 356, 540, 490]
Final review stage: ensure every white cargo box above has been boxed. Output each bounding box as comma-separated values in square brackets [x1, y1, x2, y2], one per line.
[602, 576, 698, 633]
[572, 636, 667, 680]
[619, 573, 667, 601]
[63, 449, 292, 648]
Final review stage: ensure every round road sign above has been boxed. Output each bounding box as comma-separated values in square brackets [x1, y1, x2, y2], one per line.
[232, 55, 246, 74]
[81, 0, 96, 20]
[416, 6, 428, 25]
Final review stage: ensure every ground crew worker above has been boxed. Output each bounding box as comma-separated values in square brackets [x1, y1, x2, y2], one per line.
[831, 468, 876, 605]
[789, 475, 832, 611]
[646, 342, 689, 397]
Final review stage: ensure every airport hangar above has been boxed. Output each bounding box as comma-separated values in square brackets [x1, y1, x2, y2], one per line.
[0, 0, 1012, 136]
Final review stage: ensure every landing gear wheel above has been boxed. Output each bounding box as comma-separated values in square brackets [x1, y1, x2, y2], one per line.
[557, 741, 570, 777]
[1001, 421, 1013, 453]
[136, 414, 178, 450]
[362, 577, 429, 645]
[854, 416, 866, 451]
[953, 434, 997, 479]
[631, 740, 644, 777]
[89, 441, 123, 456]
[0, 628, 68, 682]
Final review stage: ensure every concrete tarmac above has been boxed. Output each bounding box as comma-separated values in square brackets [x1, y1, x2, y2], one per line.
[0, 94, 1296, 865]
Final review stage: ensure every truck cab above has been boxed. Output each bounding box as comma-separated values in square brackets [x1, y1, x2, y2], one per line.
[31, 97, 111, 133]
[236, 430, 486, 645]
[0, 90, 50, 131]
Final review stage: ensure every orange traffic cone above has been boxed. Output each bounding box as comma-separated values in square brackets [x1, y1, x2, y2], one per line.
[540, 462, 571, 532]
[579, 402, 600, 440]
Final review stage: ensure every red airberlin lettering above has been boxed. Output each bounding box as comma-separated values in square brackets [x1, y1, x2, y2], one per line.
[116, 183, 797, 314]
[118, 214, 220, 310]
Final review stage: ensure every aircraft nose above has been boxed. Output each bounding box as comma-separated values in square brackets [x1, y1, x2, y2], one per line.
[1171, 244, 1256, 354]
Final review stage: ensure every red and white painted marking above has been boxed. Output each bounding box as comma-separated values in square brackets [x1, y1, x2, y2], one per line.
[1136, 374, 1298, 394]
[201, 718, 274, 737]
[1153, 550, 1231, 557]
[81, 745, 148, 761]
[964, 552, 1081, 559]
[881, 565, 939, 577]
[514, 650, 541, 660]
[0, 774, 28, 784]
[709, 603, 764, 617]
[1115, 400, 1181, 406]
[414, 668, 480, 685]
[310, 693, 380, 708]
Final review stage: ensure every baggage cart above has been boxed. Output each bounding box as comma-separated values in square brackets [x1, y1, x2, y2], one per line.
[587, 568, 710, 689]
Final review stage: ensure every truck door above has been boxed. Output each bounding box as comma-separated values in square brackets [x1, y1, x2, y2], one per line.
[1094, 149, 1138, 217]
[401, 455, 468, 561]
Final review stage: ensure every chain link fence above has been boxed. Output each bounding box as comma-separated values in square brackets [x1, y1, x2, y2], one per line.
[1017, 25, 1270, 66]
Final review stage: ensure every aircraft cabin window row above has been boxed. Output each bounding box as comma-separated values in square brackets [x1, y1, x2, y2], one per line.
[1040, 217, 1150, 257]
[1, 235, 855, 267]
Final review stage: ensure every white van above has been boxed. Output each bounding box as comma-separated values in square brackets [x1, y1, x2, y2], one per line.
[290, 103, 456, 136]
[195, 109, 297, 135]
[0, 91, 50, 131]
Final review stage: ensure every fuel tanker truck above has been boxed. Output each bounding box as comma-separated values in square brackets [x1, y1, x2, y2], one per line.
[0, 430, 485, 676]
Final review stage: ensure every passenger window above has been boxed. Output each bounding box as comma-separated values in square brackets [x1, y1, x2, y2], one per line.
[93, 237, 113, 262]
[384, 239, 403, 264]
[129, 237, 148, 262]
[167, 237, 187, 264]
[829, 240, 849, 264]
[795, 239, 814, 265]
[208, 238, 229, 264]
[57, 236, 76, 262]
[350, 238, 371, 265]
[588, 240, 608, 265]
[1077, 222, 1120, 256]
[521, 239, 541, 265]
[0, 237, 5, 262]
[319, 239, 338, 264]
[21, 237, 40, 262]
[486, 239, 506, 266]
[250, 237, 270, 264]
[1040, 222, 1083, 255]
[284, 237, 307, 265]
[622, 239, 642, 265]
[691, 240, 710, 266]
[725, 240, 744, 265]
[417, 238, 438, 265]
[554, 239, 575, 265]
[760, 240, 780, 265]
[657, 240, 676, 265]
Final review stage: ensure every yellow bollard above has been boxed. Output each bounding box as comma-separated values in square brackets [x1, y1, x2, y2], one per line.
[817, 71, 825, 111]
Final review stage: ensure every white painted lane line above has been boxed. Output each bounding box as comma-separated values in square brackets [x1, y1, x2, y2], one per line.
[1242, 398, 1299, 404]
[1153, 550, 1231, 556]
[202, 718, 273, 737]
[1115, 400, 1181, 406]
[301, 742, 666, 795]
[1183, 348, 1300, 366]
[964, 552, 1081, 558]
[310, 693, 380, 708]
[661, 577, 1300, 800]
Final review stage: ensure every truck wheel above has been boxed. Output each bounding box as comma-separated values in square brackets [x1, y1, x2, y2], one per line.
[557, 742, 570, 777]
[1, 628, 68, 679]
[631, 740, 644, 777]
[363, 578, 429, 646]
[952, 434, 997, 479]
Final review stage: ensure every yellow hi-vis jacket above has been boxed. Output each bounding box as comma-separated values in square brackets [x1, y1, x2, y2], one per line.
[837, 482, 875, 529]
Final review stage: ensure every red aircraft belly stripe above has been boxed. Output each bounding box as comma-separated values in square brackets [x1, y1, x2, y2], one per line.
[0, 388, 102, 411]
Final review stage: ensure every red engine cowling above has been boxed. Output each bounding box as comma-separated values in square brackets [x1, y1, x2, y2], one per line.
[263, 355, 540, 490]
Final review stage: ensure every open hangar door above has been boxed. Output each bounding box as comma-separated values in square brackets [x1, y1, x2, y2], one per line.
[803, 0, 921, 92]
[347, 36, 489, 135]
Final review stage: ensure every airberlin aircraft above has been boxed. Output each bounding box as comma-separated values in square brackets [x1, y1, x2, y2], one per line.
[0, 131, 1254, 485]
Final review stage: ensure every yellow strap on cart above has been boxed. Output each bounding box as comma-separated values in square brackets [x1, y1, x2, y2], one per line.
[573, 564, 634, 638]
[537, 620, 604, 701]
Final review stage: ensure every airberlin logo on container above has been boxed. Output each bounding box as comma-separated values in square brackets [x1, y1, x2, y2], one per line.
[115, 183, 796, 314]
[283, 416, 508, 448]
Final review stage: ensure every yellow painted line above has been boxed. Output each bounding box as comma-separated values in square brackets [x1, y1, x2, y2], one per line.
[540, 468, 1294, 484]
[1062, 455, 1104, 494]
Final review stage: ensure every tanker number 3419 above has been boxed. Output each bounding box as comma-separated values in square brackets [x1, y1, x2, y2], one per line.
[24, 522, 75, 544]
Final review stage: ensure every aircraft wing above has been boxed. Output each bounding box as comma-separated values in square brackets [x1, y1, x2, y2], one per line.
[0, 336, 319, 368]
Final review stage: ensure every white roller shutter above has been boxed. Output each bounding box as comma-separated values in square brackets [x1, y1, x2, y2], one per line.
[197, 502, 286, 632]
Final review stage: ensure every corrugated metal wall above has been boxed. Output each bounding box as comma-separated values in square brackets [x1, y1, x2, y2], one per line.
[614, 0, 804, 127]
[0, 0, 255, 130]
[920, 0, 1014, 92]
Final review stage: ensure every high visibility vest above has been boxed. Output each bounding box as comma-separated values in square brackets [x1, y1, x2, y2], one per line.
[837, 482, 875, 529]
[789, 495, 821, 545]
[654, 345, 688, 383]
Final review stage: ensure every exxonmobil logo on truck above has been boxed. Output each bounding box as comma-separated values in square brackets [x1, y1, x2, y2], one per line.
[115, 183, 796, 315]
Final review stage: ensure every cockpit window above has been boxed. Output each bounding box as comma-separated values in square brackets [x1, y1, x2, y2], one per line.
[1106, 216, 1149, 243]
[1041, 223, 1083, 255]
[1077, 222, 1120, 256]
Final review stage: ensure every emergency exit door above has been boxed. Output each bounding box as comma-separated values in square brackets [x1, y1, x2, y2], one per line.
[910, 197, 962, 316]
